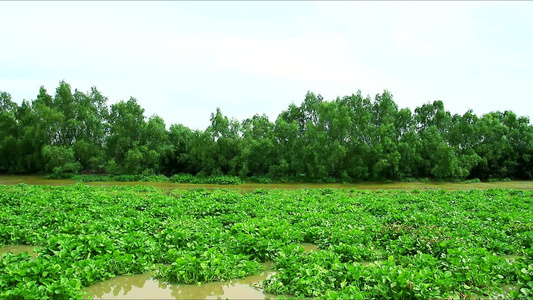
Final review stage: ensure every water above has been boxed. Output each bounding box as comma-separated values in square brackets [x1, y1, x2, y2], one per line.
[499, 254, 524, 263]
[0, 245, 38, 257]
[301, 243, 319, 252]
[359, 260, 384, 267]
[86, 263, 277, 300]
[1, 175, 533, 192]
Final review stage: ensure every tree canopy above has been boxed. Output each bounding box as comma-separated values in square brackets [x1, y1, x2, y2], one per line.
[1, 81, 532, 181]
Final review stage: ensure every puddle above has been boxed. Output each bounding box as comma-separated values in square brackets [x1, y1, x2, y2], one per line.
[500, 254, 523, 260]
[0, 245, 38, 258]
[499, 254, 524, 264]
[359, 260, 384, 267]
[464, 284, 520, 300]
[500, 284, 520, 296]
[301, 243, 319, 252]
[87, 263, 278, 299]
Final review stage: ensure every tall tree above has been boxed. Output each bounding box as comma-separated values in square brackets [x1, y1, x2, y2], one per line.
[0, 92, 19, 173]
[106, 97, 146, 173]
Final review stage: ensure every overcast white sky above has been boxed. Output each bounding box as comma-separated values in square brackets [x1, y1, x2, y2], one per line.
[1, 1, 532, 130]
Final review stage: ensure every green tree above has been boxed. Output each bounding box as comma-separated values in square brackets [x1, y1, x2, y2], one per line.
[141, 115, 171, 174]
[41, 145, 81, 178]
[205, 108, 242, 175]
[106, 97, 146, 172]
[0, 92, 19, 173]
[239, 114, 275, 177]
[271, 117, 301, 178]
[167, 124, 196, 174]
[338, 91, 374, 180]
[71, 87, 109, 172]
[369, 91, 401, 180]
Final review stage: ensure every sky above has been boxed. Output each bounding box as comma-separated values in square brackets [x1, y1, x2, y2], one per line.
[1, 1, 532, 130]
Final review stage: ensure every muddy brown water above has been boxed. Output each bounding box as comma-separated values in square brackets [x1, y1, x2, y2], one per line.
[0, 245, 38, 258]
[500, 254, 524, 261]
[301, 243, 319, 252]
[86, 263, 278, 300]
[1, 175, 533, 192]
[359, 260, 384, 267]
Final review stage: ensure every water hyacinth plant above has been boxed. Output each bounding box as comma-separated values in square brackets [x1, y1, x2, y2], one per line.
[0, 185, 532, 299]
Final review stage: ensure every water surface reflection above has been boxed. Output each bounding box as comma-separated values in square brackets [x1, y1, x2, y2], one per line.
[87, 263, 277, 299]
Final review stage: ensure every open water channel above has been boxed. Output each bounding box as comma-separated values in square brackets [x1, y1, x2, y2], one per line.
[1, 175, 533, 192]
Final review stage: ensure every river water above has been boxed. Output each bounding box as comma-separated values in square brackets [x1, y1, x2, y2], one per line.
[1, 175, 532, 192]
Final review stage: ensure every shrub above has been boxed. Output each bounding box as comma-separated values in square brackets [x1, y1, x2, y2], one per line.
[399, 177, 416, 183]
[169, 173, 195, 183]
[462, 178, 481, 184]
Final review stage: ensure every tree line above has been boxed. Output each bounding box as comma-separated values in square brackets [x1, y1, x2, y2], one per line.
[1, 81, 532, 181]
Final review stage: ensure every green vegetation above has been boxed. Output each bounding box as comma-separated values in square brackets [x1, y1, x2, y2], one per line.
[68, 174, 244, 185]
[156, 249, 263, 284]
[70, 174, 169, 182]
[1, 185, 532, 299]
[1, 81, 533, 182]
[169, 174, 243, 185]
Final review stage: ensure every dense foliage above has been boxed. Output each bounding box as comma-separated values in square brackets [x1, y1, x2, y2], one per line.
[1, 81, 533, 181]
[68, 174, 244, 185]
[0, 185, 532, 299]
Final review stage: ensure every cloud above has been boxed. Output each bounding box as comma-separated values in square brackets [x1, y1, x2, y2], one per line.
[470, 20, 503, 33]
[1, 1, 532, 129]
[393, 26, 436, 57]
[149, 31, 391, 92]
